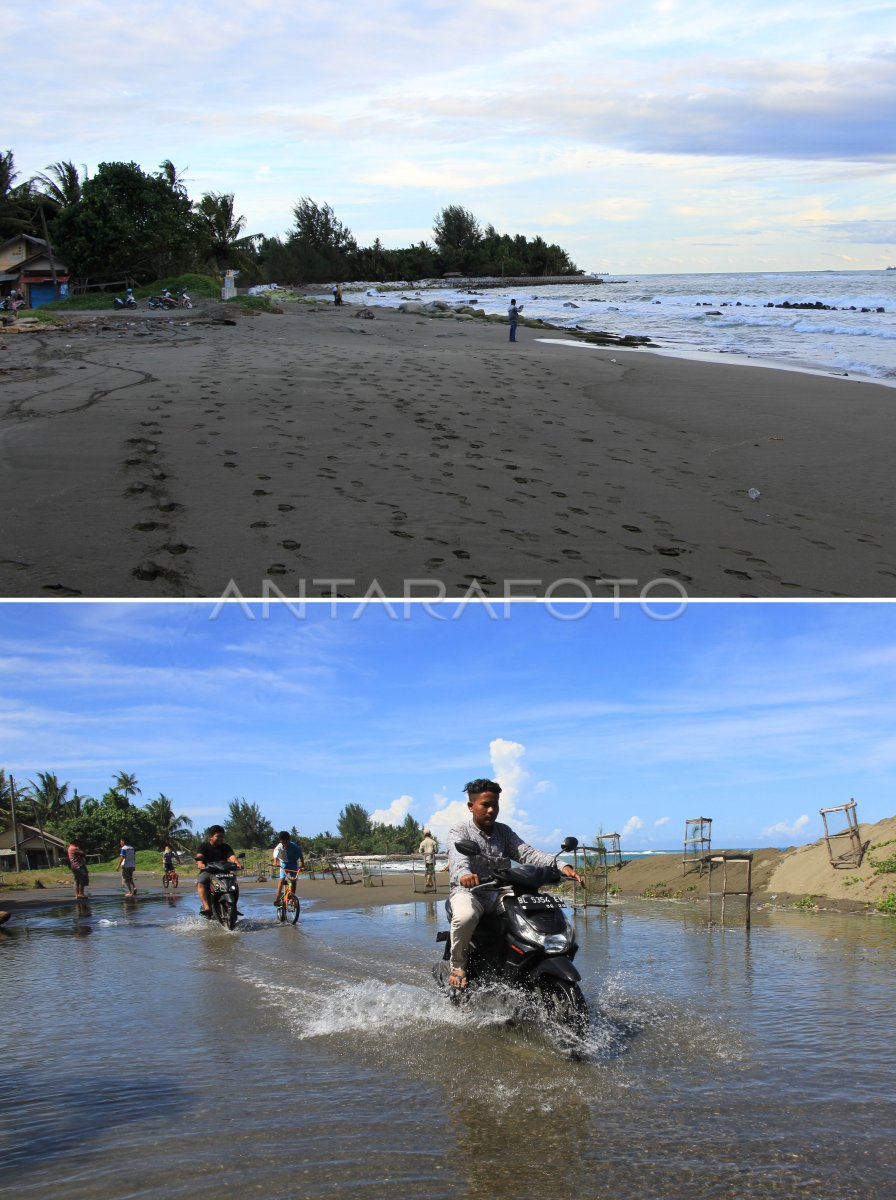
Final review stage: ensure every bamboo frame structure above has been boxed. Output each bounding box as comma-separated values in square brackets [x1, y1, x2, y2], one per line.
[571, 843, 611, 908]
[683, 816, 712, 874]
[705, 852, 753, 929]
[820, 799, 866, 868]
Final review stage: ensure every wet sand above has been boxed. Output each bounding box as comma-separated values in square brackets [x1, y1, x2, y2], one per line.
[2, 300, 895, 599]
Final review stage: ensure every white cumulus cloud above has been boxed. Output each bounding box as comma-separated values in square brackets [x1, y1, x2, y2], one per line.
[370, 793, 413, 826]
[622, 815, 644, 838]
[762, 814, 811, 838]
[654, 816, 670, 827]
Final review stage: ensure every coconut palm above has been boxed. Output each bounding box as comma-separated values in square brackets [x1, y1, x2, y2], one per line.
[157, 159, 189, 194]
[0, 150, 35, 238]
[31, 160, 88, 212]
[144, 793, 193, 848]
[26, 771, 71, 828]
[112, 771, 141, 805]
[195, 191, 259, 270]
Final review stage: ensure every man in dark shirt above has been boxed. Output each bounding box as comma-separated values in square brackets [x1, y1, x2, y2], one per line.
[195, 825, 242, 918]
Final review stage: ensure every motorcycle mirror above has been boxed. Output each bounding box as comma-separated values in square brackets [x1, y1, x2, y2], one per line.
[560, 836, 578, 852]
[454, 840, 480, 857]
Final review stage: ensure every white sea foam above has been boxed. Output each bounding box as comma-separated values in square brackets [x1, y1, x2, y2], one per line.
[338, 269, 896, 385]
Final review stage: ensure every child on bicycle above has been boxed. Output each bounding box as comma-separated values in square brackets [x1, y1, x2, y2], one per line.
[272, 830, 305, 906]
[162, 843, 179, 873]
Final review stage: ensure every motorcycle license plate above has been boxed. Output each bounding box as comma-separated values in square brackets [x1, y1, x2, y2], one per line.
[519, 894, 562, 911]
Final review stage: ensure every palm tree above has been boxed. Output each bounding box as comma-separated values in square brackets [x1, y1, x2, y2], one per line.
[112, 771, 141, 805]
[157, 159, 189, 194]
[195, 191, 259, 270]
[26, 771, 71, 829]
[0, 150, 35, 238]
[144, 793, 193, 848]
[31, 160, 88, 212]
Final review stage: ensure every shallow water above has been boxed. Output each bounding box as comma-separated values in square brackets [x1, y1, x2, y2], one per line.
[2, 892, 894, 1199]
[342, 271, 896, 384]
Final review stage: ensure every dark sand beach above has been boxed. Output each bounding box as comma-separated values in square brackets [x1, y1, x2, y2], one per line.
[2, 300, 895, 598]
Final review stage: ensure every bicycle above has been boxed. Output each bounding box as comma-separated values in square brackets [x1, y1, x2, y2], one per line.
[162, 864, 179, 890]
[275, 868, 301, 925]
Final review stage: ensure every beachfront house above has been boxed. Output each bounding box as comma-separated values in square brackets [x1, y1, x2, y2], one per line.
[0, 823, 67, 871]
[0, 234, 70, 308]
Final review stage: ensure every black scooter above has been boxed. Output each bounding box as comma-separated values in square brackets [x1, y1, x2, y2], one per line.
[206, 862, 241, 929]
[434, 837, 587, 1040]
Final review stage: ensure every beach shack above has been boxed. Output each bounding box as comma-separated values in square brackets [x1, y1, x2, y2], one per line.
[0, 234, 70, 308]
[0, 823, 67, 871]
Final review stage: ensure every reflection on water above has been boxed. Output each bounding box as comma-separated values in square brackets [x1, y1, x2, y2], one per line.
[1, 893, 894, 1199]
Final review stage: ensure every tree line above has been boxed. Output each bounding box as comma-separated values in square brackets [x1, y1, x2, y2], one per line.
[0, 769, 433, 862]
[1, 149, 580, 287]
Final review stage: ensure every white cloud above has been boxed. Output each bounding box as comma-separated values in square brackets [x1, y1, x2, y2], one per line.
[370, 793, 413, 827]
[622, 816, 644, 838]
[654, 816, 670, 827]
[762, 814, 812, 838]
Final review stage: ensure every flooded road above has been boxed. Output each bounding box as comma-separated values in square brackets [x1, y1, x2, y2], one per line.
[2, 891, 894, 1199]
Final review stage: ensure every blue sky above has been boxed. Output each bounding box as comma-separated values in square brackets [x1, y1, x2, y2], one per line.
[1, 600, 894, 850]
[7, 1, 896, 272]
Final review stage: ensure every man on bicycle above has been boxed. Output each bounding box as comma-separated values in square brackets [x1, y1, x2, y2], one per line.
[272, 830, 305, 907]
[196, 826, 242, 918]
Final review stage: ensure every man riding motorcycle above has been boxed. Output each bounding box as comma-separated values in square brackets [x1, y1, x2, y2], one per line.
[446, 778, 583, 990]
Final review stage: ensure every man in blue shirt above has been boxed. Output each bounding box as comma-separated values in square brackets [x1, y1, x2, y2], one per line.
[272, 830, 305, 907]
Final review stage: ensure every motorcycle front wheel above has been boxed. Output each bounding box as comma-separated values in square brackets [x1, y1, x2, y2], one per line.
[538, 977, 587, 1039]
[214, 893, 238, 930]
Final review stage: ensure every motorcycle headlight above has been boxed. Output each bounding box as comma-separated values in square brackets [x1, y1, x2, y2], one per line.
[541, 933, 570, 953]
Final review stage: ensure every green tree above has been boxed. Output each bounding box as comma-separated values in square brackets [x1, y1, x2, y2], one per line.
[26, 771, 71, 828]
[194, 191, 259, 271]
[337, 803, 373, 851]
[111, 771, 141, 805]
[433, 205, 481, 272]
[31, 161, 88, 213]
[224, 798, 275, 850]
[52, 161, 197, 282]
[0, 150, 36, 239]
[144, 793, 194, 848]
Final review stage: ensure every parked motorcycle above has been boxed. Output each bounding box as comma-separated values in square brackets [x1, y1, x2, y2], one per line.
[179, 290, 193, 309]
[146, 290, 179, 310]
[113, 292, 138, 309]
[434, 837, 587, 1044]
[206, 862, 241, 929]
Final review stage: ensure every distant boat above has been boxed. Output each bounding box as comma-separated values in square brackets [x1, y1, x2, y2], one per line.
[887, 266, 896, 271]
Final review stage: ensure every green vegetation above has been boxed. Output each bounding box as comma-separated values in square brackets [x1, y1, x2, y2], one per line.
[875, 892, 896, 915]
[1, 768, 430, 873]
[868, 842, 896, 875]
[796, 895, 817, 909]
[4, 150, 580, 290]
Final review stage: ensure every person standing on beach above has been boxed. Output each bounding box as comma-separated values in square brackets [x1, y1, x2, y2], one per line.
[418, 830, 437, 890]
[117, 836, 137, 896]
[67, 837, 89, 899]
[508, 298, 523, 342]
